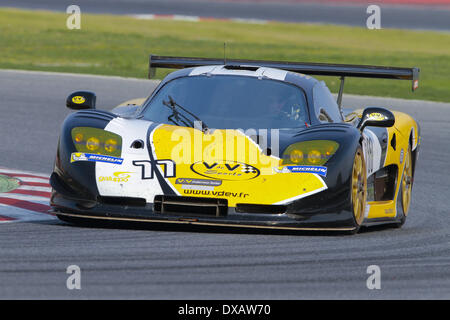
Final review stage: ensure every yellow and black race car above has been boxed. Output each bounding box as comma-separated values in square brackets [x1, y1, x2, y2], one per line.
[50, 55, 420, 234]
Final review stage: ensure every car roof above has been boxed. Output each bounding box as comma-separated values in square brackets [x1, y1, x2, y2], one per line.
[161, 65, 319, 92]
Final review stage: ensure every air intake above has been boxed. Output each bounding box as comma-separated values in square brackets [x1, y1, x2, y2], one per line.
[223, 64, 260, 71]
[154, 195, 228, 217]
[98, 196, 146, 207]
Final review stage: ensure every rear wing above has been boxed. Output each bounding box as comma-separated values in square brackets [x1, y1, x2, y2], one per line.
[148, 55, 420, 107]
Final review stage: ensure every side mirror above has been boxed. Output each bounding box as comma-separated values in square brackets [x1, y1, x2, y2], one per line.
[66, 91, 96, 110]
[357, 107, 395, 132]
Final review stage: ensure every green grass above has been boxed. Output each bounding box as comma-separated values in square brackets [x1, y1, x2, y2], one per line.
[1, 8, 449, 102]
[0, 175, 20, 193]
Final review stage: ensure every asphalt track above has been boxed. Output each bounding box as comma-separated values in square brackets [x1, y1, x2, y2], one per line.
[0, 69, 450, 299]
[0, 0, 449, 31]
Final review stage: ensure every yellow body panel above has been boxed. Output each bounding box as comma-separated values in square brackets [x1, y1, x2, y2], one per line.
[151, 124, 327, 206]
[366, 110, 419, 220]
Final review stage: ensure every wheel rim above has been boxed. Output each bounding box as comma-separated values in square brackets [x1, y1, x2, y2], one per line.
[401, 147, 413, 216]
[352, 150, 367, 226]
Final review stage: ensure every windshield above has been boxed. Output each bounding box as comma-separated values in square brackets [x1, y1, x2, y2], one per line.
[141, 75, 309, 129]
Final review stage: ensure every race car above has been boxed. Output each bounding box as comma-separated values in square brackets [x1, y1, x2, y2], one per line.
[50, 55, 420, 233]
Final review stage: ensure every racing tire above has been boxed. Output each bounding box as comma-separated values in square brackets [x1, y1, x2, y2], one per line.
[349, 146, 367, 234]
[394, 144, 413, 228]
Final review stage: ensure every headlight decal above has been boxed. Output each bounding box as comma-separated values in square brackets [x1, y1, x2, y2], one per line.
[71, 127, 122, 157]
[281, 140, 339, 166]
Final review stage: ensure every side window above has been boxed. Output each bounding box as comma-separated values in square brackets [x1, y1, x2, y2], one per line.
[313, 82, 343, 123]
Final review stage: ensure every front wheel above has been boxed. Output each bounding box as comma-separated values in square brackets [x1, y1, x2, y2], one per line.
[350, 146, 367, 233]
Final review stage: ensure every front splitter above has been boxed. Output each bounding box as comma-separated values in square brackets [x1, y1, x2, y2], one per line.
[54, 211, 356, 232]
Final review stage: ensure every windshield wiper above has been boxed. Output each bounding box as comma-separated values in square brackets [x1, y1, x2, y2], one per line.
[162, 96, 193, 128]
[162, 96, 209, 133]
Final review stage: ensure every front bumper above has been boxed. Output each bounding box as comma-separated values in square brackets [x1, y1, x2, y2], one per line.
[50, 189, 356, 232]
